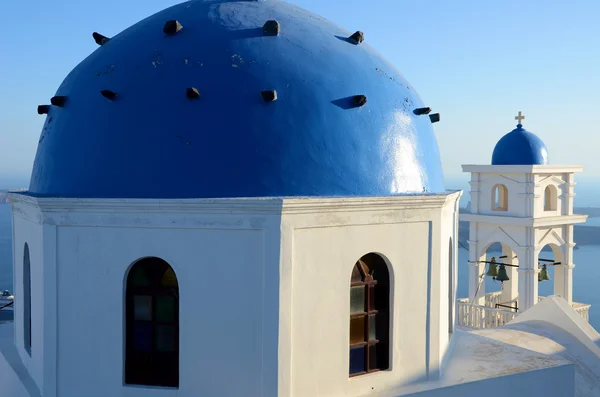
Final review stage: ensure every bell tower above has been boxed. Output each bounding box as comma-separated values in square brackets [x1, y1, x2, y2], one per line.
[460, 112, 587, 314]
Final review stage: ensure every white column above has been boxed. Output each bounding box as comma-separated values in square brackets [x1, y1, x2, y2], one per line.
[517, 243, 539, 312]
[555, 225, 575, 304]
[563, 173, 575, 216]
[469, 173, 481, 214]
[468, 239, 485, 306]
[500, 245, 518, 306]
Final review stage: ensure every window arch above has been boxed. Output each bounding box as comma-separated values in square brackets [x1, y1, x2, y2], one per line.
[544, 185, 557, 211]
[23, 243, 31, 355]
[125, 257, 179, 388]
[349, 253, 390, 377]
[492, 184, 508, 211]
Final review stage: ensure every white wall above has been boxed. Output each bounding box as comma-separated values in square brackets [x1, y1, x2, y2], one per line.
[11, 202, 45, 394]
[282, 193, 460, 397]
[10, 193, 461, 397]
[474, 173, 529, 217]
[54, 211, 282, 397]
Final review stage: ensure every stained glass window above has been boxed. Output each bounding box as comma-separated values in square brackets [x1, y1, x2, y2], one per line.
[125, 257, 179, 387]
[349, 253, 389, 376]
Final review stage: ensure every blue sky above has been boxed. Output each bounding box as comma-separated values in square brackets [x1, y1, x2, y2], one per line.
[1, 0, 599, 187]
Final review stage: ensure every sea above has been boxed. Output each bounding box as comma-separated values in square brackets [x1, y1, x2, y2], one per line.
[1, 177, 600, 328]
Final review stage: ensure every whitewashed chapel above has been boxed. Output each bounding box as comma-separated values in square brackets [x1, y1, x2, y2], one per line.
[2, 1, 600, 396]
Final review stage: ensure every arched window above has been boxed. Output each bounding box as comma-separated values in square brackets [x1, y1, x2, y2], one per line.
[544, 185, 557, 211]
[492, 184, 508, 211]
[23, 243, 31, 355]
[448, 238, 454, 334]
[125, 257, 179, 388]
[349, 253, 390, 377]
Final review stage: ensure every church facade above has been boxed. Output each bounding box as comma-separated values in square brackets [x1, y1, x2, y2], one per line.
[10, 193, 460, 396]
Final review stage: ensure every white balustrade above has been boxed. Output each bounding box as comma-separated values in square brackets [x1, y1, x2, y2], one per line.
[456, 301, 518, 329]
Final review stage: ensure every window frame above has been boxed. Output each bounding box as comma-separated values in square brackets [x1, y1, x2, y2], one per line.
[349, 254, 390, 377]
[125, 257, 179, 388]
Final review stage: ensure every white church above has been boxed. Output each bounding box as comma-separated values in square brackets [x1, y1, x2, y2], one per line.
[2, 0, 600, 396]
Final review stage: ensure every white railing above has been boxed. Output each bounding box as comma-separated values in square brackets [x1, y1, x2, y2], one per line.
[573, 303, 591, 323]
[457, 301, 518, 329]
[457, 291, 516, 310]
[539, 296, 591, 323]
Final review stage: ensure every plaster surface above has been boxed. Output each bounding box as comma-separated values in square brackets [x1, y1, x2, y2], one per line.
[29, 0, 444, 198]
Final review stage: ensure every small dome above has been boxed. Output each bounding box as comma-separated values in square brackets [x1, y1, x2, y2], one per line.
[29, 0, 445, 199]
[491, 124, 548, 166]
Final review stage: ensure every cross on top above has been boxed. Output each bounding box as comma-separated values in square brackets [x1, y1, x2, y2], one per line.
[515, 111, 525, 125]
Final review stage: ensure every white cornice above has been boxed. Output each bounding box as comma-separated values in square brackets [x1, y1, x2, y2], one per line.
[459, 212, 588, 227]
[9, 191, 461, 215]
[462, 165, 584, 174]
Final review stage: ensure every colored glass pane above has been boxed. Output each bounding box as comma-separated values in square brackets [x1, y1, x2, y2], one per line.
[368, 314, 376, 340]
[134, 295, 152, 321]
[350, 316, 365, 344]
[350, 286, 365, 314]
[156, 296, 175, 323]
[351, 264, 362, 283]
[133, 324, 153, 352]
[160, 267, 178, 287]
[131, 266, 150, 287]
[349, 347, 365, 375]
[368, 344, 378, 371]
[155, 325, 175, 352]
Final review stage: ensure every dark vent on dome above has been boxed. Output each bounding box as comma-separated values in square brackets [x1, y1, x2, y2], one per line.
[50, 96, 67, 107]
[263, 20, 280, 36]
[353, 95, 367, 107]
[413, 107, 431, 115]
[37, 105, 50, 115]
[186, 87, 200, 99]
[261, 90, 277, 102]
[92, 32, 110, 45]
[429, 113, 440, 123]
[100, 90, 118, 101]
[163, 20, 183, 35]
[349, 31, 364, 44]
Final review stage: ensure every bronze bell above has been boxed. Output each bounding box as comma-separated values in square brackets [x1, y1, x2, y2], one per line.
[486, 257, 499, 278]
[496, 264, 510, 282]
[539, 264, 551, 282]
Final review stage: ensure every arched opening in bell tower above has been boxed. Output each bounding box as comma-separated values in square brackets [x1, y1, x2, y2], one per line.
[537, 243, 562, 300]
[477, 242, 520, 313]
[543, 185, 558, 211]
[491, 184, 508, 211]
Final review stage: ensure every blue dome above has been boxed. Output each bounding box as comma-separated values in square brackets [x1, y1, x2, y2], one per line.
[29, 0, 445, 199]
[491, 124, 548, 166]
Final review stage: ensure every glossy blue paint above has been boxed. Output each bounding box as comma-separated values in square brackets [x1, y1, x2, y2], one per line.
[491, 124, 548, 166]
[29, 0, 445, 199]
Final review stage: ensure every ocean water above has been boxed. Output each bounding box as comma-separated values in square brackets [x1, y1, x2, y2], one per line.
[0, 203, 599, 328]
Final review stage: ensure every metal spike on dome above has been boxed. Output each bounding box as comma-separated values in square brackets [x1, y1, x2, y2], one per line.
[353, 95, 367, 107]
[37, 105, 50, 115]
[92, 32, 110, 46]
[100, 90, 118, 101]
[261, 90, 277, 102]
[186, 87, 200, 99]
[263, 20, 280, 36]
[429, 113, 441, 123]
[163, 20, 183, 35]
[349, 31, 364, 44]
[50, 96, 67, 107]
[413, 107, 431, 115]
